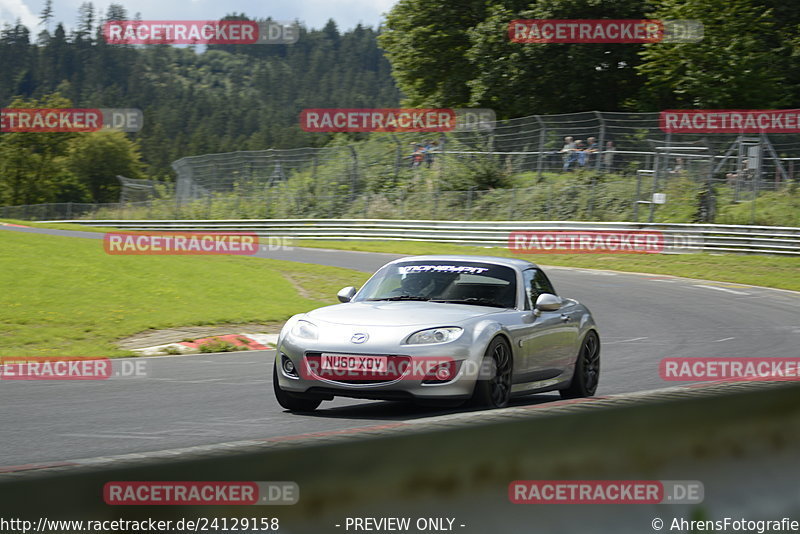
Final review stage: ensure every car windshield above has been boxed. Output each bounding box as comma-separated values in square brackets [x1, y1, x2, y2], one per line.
[354, 261, 517, 308]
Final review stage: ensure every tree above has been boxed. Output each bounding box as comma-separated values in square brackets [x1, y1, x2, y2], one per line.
[39, 0, 54, 30]
[378, 0, 489, 108]
[468, 0, 647, 116]
[104, 3, 128, 26]
[379, 0, 646, 116]
[74, 2, 95, 43]
[634, 0, 791, 109]
[38, 0, 54, 44]
[0, 93, 87, 205]
[66, 129, 145, 203]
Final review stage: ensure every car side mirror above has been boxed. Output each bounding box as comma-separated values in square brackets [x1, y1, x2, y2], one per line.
[337, 286, 357, 303]
[534, 293, 562, 313]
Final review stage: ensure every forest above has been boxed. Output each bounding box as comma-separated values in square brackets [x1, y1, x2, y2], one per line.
[1, 0, 799, 207]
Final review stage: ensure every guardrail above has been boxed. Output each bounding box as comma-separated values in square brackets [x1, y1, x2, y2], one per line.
[47, 218, 800, 255]
[2, 381, 799, 533]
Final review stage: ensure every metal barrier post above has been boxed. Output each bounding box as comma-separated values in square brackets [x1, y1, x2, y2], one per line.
[535, 116, 546, 180]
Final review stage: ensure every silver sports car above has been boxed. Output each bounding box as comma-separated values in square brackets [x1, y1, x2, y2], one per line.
[273, 255, 600, 411]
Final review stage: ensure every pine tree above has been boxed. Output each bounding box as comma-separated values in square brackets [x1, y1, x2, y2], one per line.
[39, 0, 54, 31]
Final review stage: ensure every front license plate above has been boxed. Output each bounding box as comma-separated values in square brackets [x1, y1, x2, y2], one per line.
[320, 353, 388, 373]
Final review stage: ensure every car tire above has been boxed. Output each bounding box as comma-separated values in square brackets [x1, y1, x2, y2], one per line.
[273, 365, 322, 412]
[469, 336, 513, 409]
[560, 330, 600, 399]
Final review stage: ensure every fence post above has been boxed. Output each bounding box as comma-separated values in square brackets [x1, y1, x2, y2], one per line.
[588, 177, 597, 219]
[751, 166, 760, 225]
[594, 111, 605, 172]
[535, 115, 546, 180]
[66, 202, 72, 220]
[348, 146, 358, 202]
[703, 149, 716, 223]
[634, 172, 642, 221]
[392, 134, 402, 179]
[649, 133, 670, 223]
[438, 134, 446, 182]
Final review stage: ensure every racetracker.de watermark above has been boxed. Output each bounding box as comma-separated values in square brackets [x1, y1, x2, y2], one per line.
[300, 355, 471, 382]
[299, 108, 495, 132]
[103, 481, 298, 505]
[509, 19, 703, 43]
[508, 231, 665, 254]
[103, 20, 299, 45]
[104, 232, 259, 255]
[660, 357, 800, 382]
[509, 480, 704, 504]
[0, 357, 147, 380]
[0, 108, 143, 133]
[661, 109, 800, 133]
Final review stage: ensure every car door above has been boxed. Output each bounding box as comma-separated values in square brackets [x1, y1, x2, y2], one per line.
[514, 268, 578, 383]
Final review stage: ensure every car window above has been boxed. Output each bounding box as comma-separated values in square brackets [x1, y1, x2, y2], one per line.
[355, 261, 517, 308]
[523, 268, 557, 309]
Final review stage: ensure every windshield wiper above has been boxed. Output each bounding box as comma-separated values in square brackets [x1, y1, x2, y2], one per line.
[365, 296, 431, 301]
[430, 298, 508, 308]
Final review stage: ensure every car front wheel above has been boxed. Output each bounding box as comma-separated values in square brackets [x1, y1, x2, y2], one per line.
[560, 330, 600, 399]
[273, 365, 322, 412]
[469, 337, 513, 409]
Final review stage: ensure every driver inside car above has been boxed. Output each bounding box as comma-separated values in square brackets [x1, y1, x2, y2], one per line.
[396, 272, 435, 297]
[394, 272, 458, 298]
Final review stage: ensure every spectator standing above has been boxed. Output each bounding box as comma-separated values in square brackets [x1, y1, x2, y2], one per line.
[408, 143, 425, 168]
[423, 139, 436, 168]
[560, 136, 577, 171]
[585, 137, 599, 167]
[574, 139, 587, 168]
[669, 157, 686, 175]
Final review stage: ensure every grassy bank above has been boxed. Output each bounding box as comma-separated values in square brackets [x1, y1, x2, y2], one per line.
[0, 230, 368, 357]
[295, 239, 800, 292]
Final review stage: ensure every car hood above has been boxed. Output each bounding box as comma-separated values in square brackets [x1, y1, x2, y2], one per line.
[306, 301, 499, 327]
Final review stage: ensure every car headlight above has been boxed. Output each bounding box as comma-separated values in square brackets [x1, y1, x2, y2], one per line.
[406, 327, 463, 345]
[291, 320, 318, 340]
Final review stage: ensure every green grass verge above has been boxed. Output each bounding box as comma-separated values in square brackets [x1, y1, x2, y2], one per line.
[4, 221, 796, 291]
[0, 231, 368, 357]
[294, 239, 800, 292]
[1, 219, 118, 233]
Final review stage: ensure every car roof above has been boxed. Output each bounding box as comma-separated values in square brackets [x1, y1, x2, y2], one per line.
[387, 255, 538, 270]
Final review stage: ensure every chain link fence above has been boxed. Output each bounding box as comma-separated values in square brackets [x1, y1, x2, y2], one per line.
[4, 111, 798, 225]
[160, 111, 799, 201]
[5, 170, 796, 226]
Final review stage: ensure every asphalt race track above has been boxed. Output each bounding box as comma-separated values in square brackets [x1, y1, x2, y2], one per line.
[1, 224, 798, 467]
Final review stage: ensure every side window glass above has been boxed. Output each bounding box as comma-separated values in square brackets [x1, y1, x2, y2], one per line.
[524, 269, 557, 309]
[522, 269, 536, 309]
[534, 270, 556, 297]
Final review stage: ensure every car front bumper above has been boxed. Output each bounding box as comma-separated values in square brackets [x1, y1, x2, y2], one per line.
[275, 334, 488, 401]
